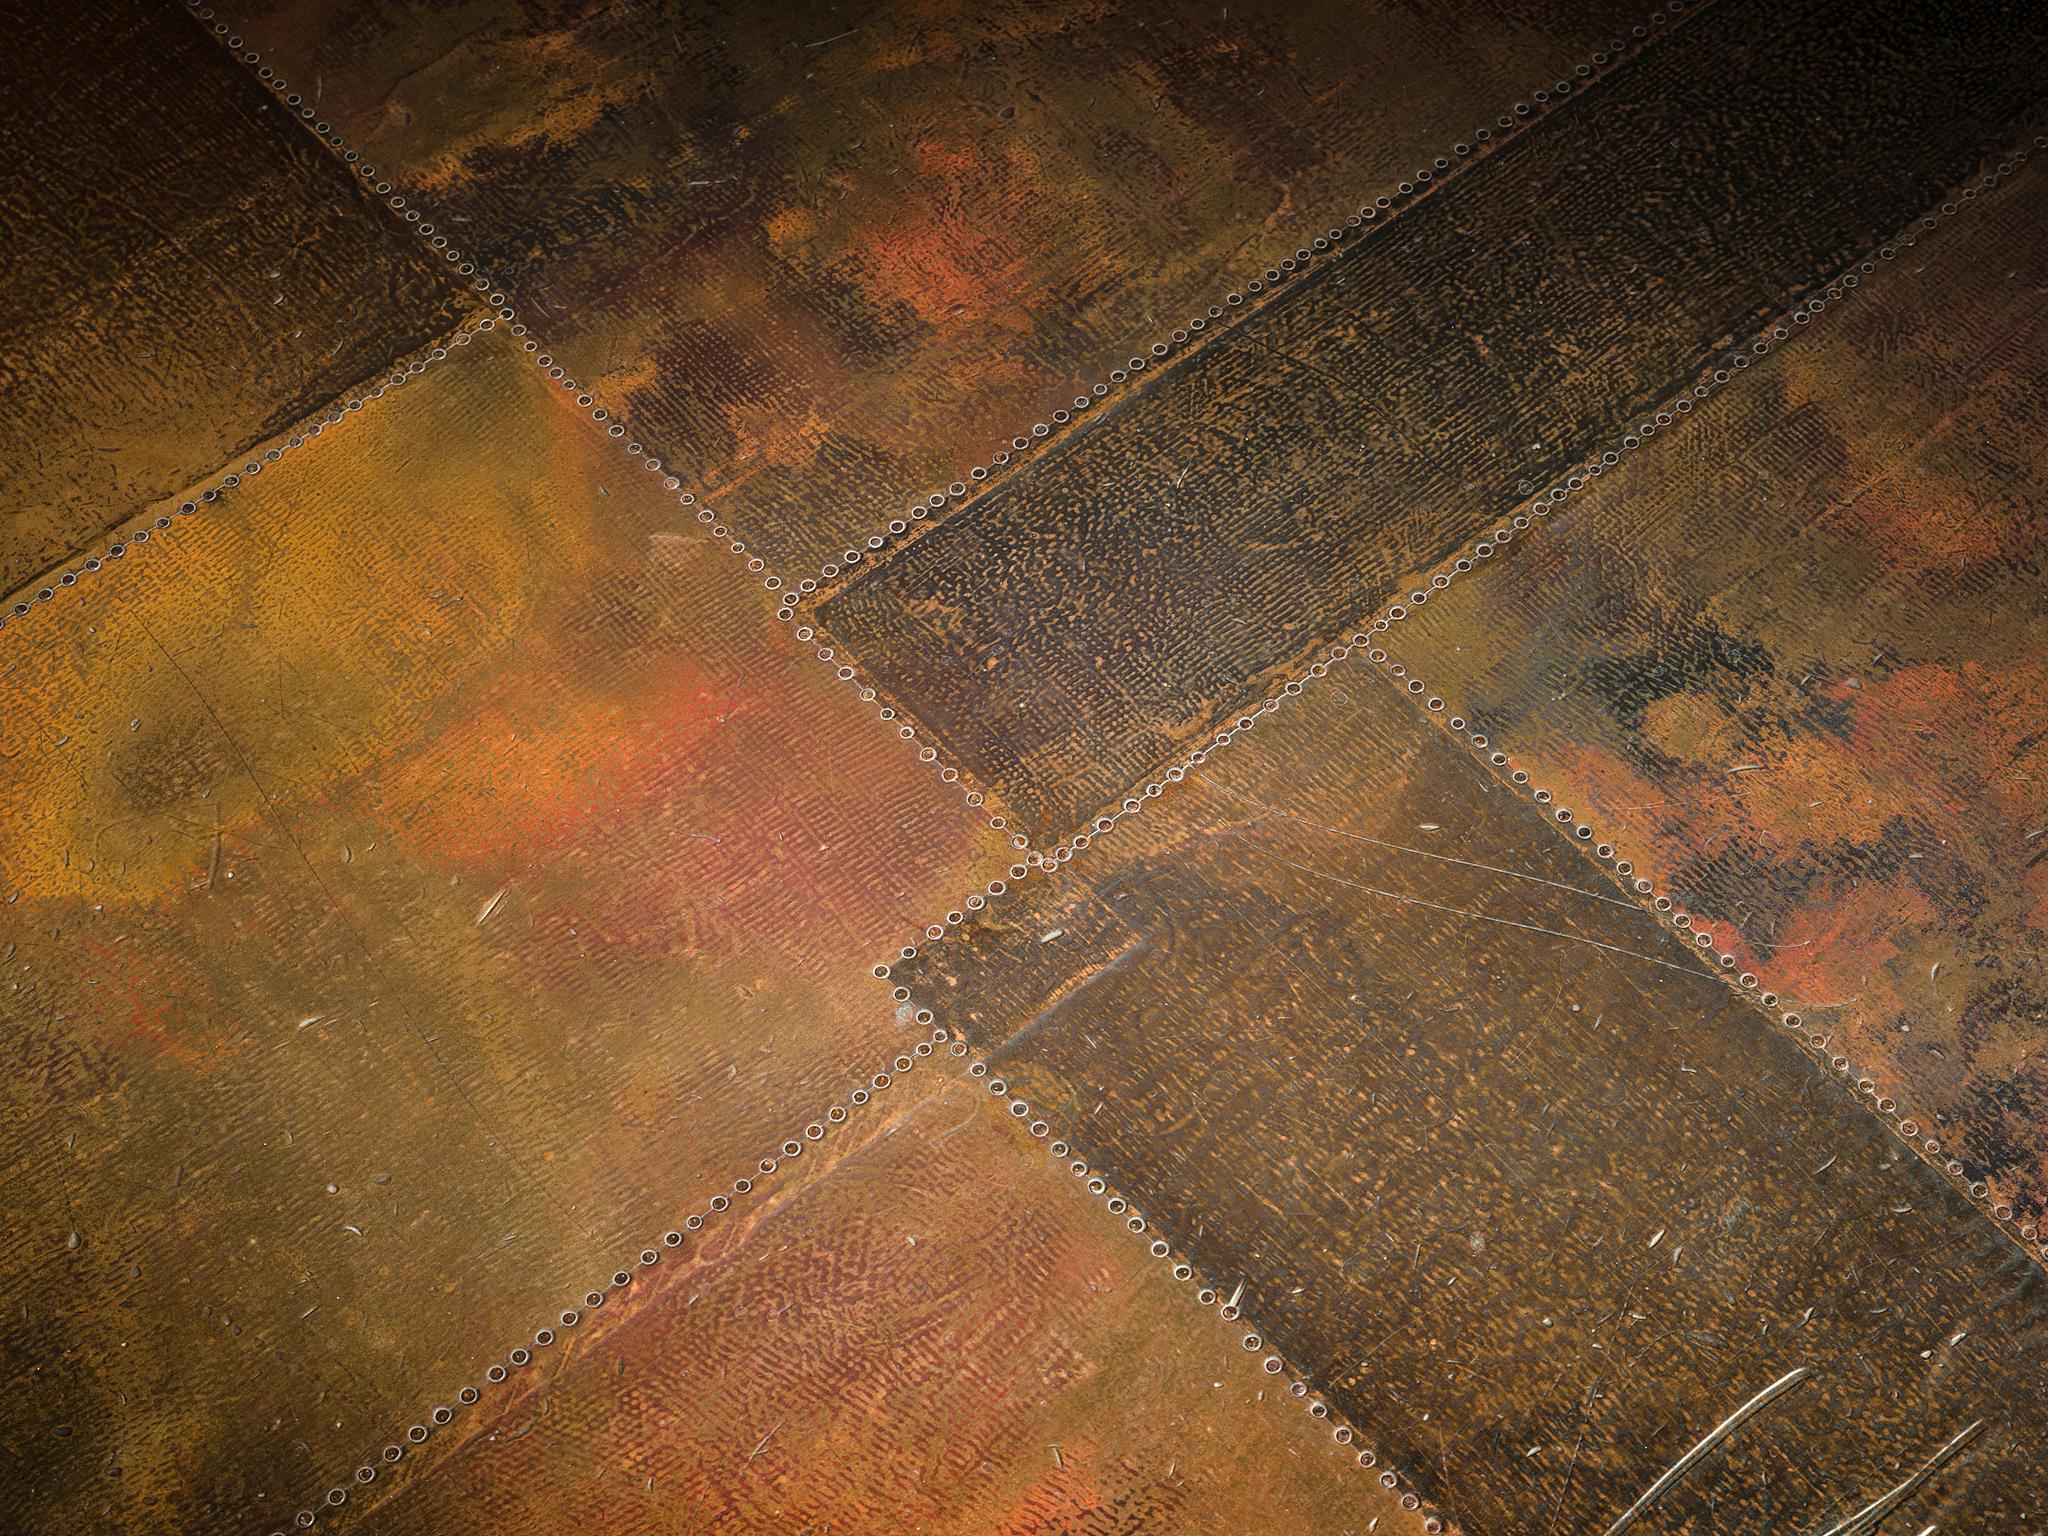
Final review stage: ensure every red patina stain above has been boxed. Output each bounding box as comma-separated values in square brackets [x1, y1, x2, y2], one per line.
[1764, 880, 1941, 1015]
[1828, 470, 2030, 576]
[376, 646, 743, 879]
[853, 137, 1036, 328]
[78, 931, 230, 1067]
[352, 610, 971, 985]
[1844, 659, 2048, 834]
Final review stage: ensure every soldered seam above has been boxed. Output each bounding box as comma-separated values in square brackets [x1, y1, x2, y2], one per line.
[797, 0, 1714, 608]
[0, 316, 485, 626]
[124, 0, 1028, 857]
[868, 130, 2048, 1536]
[163, 0, 1451, 1523]
[127, 6, 2039, 1535]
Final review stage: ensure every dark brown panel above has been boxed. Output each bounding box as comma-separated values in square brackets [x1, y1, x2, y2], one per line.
[1388, 153, 2048, 1230]
[0, 1, 471, 599]
[896, 659, 2048, 1533]
[821, 0, 2048, 844]
[215, 0, 1642, 577]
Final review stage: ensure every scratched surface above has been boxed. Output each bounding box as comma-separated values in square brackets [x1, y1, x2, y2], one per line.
[316, 1076, 1426, 1536]
[1389, 154, 2048, 1240]
[211, 0, 1641, 579]
[819, 0, 2048, 846]
[0, 1, 471, 600]
[10, 1, 2048, 1532]
[0, 329, 1007, 1533]
[896, 658, 2048, 1532]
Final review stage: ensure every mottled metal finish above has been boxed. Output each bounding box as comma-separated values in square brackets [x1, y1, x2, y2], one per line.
[820, 0, 2048, 845]
[9, 1, 2048, 1532]
[0, 330, 1008, 1533]
[0, 1, 471, 598]
[213, 0, 1640, 578]
[1390, 157, 2048, 1231]
[334, 1077, 1425, 1536]
[896, 659, 2048, 1533]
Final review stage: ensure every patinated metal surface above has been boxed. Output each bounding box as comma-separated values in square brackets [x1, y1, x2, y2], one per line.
[1390, 155, 2048, 1232]
[342, 1077, 1425, 1536]
[6, 1, 2048, 1532]
[820, 0, 2048, 845]
[213, 0, 1640, 578]
[894, 653, 2048, 1532]
[0, 329, 1007, 1532]
[0, 1, 472, 598]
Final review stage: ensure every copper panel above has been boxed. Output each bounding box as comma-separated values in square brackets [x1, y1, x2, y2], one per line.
[335, 1077, 1426, 1536]
[895, 654, 2048, 1531]
[213, 0, 1641, 577]
[0, 329, 1007, 1532]
[819, 0, 2048, 845]
[7, 2, 2047, 1531]
[0, 1, 471, 598]
[1387, 153, 2048, 1239]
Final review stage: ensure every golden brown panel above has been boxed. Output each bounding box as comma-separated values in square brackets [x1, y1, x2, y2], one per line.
[0, 1, 471, 599]
[332, 1076, 1426, 1536]
[0, 329, 1007, 1533]
[1387, 150, 2048, 1237]
[210, 0, 1642, 578]
[894, 651, 2048, 1532]
[819, 0, 2048, 846]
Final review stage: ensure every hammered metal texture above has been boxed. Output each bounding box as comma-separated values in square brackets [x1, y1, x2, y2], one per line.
[0, 1, 472, 598]
[7, 1, 2048, 1532]
[0, 330, 1008, 1534]
[820, 0, 2048, 845]
[1391, 155, 2048, 1233]
[212, 0, 1642, 577]
[895, 654, 2048, 1532]
[337, 1077, 1430, 1536]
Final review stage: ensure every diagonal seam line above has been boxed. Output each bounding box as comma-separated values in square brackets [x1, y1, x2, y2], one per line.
[1368, 128, 2048, 1275]
[797, 1, 1717, 858]
[0, 312, 486, 633]
[801, 0, 1722, 606]
[147, 0, 1029, 857]
[136, 12, 1794, 1536]
[873, 119, 2048, 1536]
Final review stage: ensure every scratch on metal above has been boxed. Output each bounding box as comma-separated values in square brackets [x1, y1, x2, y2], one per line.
[1604, 1365, 1812, 1534]
[1814, 1420, 1984, 1536]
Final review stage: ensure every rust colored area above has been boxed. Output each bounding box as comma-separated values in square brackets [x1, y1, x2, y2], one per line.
[896, 655, 2048, 1532]
[0, 1, 472, 598]
[819, 0, 2048, 846]
[341, 1076, 1423, 1536]
[0, 329, 1007, 1532]
[212, 0, 1640, 577]
[1389, 153, 2048, 1231]
[7, 2, 2048, 1532]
